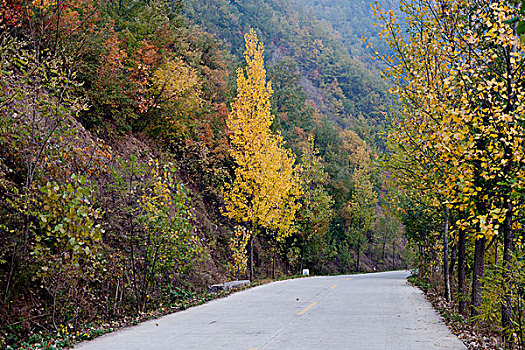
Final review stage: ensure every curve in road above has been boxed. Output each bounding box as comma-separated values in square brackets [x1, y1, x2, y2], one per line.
[74, 270, 466, 350]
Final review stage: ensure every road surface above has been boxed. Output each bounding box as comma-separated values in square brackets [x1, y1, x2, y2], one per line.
[74, 270, 466, 350]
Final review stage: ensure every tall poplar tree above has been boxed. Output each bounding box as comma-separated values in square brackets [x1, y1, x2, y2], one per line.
[223, 29, 300, 281]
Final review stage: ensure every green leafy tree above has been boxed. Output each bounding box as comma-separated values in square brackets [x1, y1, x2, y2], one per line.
[296, 134, 334, 273]
[35, 175, 103, 330]
[136, 160, 203, 309]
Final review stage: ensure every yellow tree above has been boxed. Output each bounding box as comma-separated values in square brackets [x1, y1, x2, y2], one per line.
[150, 57, 203, 138]
[374, 0, 525, 334]
[223, 29, 301, 281]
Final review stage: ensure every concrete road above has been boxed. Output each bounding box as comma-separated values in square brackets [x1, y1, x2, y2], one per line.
[74, 271, 466, 350]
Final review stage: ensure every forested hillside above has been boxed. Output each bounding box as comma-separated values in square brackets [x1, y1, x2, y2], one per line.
[0, 0, 405, 348]
[291, 0, 399, 63]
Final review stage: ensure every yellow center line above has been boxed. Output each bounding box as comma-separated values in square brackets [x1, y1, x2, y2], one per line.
[297, 301, 317, 316]
[248, 348, 258, 350]
[345, 278, 352, 281]
[330, 284, 338, 289]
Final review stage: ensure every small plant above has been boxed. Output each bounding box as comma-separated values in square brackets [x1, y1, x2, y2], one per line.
[408, 274, 432, 293]
[169, 287, 195, 303]
[227, 226, 251, 279]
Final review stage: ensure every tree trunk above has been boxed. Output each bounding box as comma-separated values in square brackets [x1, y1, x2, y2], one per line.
[494, 239, 498, 266]
[355, 242, 361, 272]
[249, 236, 254, 282]
[501, 13, 517, 337]
[382, 239, 386, 262]
[471, 236, 486, 318]
[443, 213, 451, 302]
[424, 229, 429, 278]
[392, 240, 395, 270]
[458, 228, 467, 315]
[502, 199, 514, 331]
[299, 220, 309, 274]
[299, 239, 306, 274]
[272, 241, 276, 280]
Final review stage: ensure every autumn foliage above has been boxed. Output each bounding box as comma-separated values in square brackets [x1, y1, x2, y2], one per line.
[223, 29, 302, 280]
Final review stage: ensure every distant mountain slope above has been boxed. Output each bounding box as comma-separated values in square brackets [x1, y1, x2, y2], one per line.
[291, 0, 400, 63]
[183, 0, 389, 149]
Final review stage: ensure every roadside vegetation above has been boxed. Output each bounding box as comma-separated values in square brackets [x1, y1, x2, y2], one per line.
[375, 0, 525, 348]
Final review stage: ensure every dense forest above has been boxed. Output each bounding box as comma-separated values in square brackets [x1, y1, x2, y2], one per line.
[291, 0, 400, 62]
[0, 0, 406, 348]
